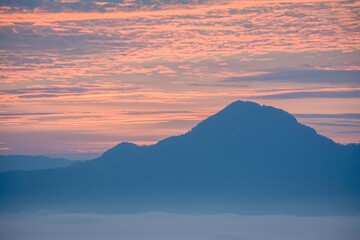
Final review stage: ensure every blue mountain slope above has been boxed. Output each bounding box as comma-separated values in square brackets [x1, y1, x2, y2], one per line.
[0, 101, 359, 214]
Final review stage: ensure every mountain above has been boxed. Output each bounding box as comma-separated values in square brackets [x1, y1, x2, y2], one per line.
[0, 155, 76, 172]
[0, 101, 359, 215]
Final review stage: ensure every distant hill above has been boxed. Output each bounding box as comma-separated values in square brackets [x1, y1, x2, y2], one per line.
[0, 101, 359, 215]
[0, 155, 76, 171]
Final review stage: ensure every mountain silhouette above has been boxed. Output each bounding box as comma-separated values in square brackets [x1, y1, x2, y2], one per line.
[0, 101, 359, 215]
[0, 155, 76, 172]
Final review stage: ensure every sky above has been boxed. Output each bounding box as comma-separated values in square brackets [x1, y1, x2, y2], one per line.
[0, 0, 359, 159]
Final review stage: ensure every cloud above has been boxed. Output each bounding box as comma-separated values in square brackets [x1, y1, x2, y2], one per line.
[1, 2, 359, 86]
[295, 113, 360, 119]
[0, 85, 144, 102]
[0, 0, 216, 12]
[308, 122, 360, 128]
[125, 110, 195, 115]
[252, 90, 360, 100]
[226, 70, 360, 84]
[1, 87, 86, 94]
[0, 112, 56, 117]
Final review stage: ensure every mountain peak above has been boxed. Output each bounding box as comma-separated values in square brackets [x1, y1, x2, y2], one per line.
[101, 142, 141, 159]
[153, 100, 330, 154]
[224, 100, 261, 109]
[220, 100, 285, 116]
[216, 100, 266, 119]
[191, 100, 298, 133]
[103, 100, 332, 160]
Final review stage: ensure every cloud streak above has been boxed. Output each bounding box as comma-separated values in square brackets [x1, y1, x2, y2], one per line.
[295, 113, 360, 119]
[0, 0, 218, 12]
[226, 70, 360, 84]
[252, 90, 360, 100]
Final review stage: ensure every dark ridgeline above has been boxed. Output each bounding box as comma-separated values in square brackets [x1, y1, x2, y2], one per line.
[0, 155, 76, 172]
[0, 101, 359, 214]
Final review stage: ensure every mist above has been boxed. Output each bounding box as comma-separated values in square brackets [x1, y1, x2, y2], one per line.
[1, 213, 359, 240]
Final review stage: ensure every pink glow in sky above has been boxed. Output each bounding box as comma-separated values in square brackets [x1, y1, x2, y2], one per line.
[0, 0, 359, 159]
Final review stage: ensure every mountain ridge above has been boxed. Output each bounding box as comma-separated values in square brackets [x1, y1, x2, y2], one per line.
[100, 100, 337, 163]
[0, 155, 77, 172]
[0, 100, 359, 215]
